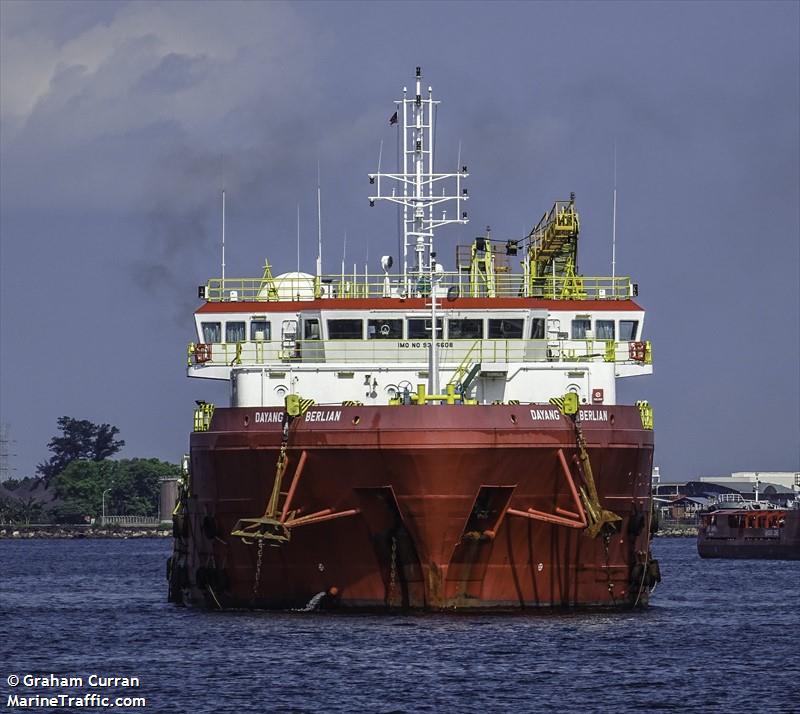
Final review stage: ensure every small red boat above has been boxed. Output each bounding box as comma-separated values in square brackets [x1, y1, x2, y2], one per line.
[697, 507, 800, 560]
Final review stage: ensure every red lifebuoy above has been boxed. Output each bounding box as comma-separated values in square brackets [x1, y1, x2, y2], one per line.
[628, 341, 646, 362]
[195, 343, 212, 363]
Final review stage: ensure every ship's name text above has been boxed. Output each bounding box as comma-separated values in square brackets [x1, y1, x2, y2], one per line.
[529, 409, 608, 422]
[579, 409, 608, 421]
[529, 408, 562, 421]
[253, 410, 343, 423]
[305, 410, 342, 422]
[254, 411, 284, 423]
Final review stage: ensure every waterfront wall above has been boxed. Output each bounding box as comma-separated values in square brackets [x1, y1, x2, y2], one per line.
[0, 524, 170, 539]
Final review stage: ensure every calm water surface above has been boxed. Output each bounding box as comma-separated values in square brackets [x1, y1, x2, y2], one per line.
[1, 538, 798, 712]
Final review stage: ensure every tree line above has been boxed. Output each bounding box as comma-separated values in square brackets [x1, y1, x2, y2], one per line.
[0, 417, 180, 525]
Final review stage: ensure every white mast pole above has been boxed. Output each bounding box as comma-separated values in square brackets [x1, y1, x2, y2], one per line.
[221, 189, 226, 297]
[377, 140, 383, 195]
[402, 85, 409, 291]
[296, 203, 301, 274]
[414, 69, 424, 278]
[316, 162, 322, 279]
[341, 231, 346, 289]
[427, 83, 434, 259]
[430, 251, 439, 396]
[612, 143, 617, 291]
[425, 76, 440, 396]
[456, 139, 462, 231]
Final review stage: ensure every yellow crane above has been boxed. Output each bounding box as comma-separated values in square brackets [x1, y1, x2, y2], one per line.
[526, 193, 586, 299]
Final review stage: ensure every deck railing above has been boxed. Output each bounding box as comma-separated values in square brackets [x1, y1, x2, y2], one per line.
[101, 516, 161, 526]
[188, 338, 652, 368]
[203, 273, 634, 302]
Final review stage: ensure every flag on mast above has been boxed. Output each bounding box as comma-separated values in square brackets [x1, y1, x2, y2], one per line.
[389, 111, 398, 126]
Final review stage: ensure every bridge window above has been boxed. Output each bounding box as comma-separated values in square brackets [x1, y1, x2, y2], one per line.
[304, 319, 321, 340]
[571, 319, 592, 339]
[530, 318, 545, 339]
[327, 319, 363, 340]
[595, 320, 615, 340]
[448, 318, 483, 339]
[368, 319, 403, 339]
[201, 322, 221, 343]
[226, 321, 246, 343]
[488, 319, 523, 339]
[620, 320, 639, 341]
[250, 320, 271, 341]
[408, 318, 443, 339]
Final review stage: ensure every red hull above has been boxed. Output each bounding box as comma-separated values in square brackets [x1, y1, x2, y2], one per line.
[170, 404, 657, 610]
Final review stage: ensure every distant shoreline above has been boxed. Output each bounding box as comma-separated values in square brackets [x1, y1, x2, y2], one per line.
[2, 526, 697, 539]
[0, 525, 170, 539]
[655, 528, 697, 537]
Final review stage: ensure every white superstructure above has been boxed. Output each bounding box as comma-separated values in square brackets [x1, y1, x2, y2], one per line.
[187, 69, 653, 409]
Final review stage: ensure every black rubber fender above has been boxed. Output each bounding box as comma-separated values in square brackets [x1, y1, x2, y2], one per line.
[650, 507, 660, 535]
[629, 562, 645, 587]
[201, 515, 218, 540]
[195, 566, 208, 588]
[627, 511, 646, 537]
[172, 514, 188, 538]
[646, 559, 662, 586]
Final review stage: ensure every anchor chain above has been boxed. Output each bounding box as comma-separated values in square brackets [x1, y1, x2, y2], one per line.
[387, 536, 398, 606]
[252, 539, 265, 604]
[549, 393, 621, 538]
[602, 531, 617, 607]
[230, 394, 315, 545]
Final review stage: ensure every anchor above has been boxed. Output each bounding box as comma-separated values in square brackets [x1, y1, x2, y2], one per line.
[229, 448, 292, 544]
[550, 393, 622, 538]
[231, 394, 360, 545]
[230, 394, 312, 546]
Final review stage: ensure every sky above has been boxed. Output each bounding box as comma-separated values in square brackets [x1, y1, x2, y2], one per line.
[1, 0, 798, 482]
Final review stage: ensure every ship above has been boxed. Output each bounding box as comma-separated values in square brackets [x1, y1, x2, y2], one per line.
[167, 68, 660, 610]
[698, 504, 800, 560]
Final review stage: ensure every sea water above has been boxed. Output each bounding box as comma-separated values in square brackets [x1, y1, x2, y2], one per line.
[1, 538, 797, 712]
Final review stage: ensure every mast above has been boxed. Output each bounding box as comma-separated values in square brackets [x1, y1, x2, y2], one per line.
[221, 189, 226, 285]
[369, 67, 469, 294]
[612, 144, 617, 285]
[369, 67, 469, 396]
[296, 203, 301, 274]
[316, 162, 322, 279]
[430, 251, 440, 394]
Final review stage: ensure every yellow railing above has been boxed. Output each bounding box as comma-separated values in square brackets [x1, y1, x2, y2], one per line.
[193, 402, 215, 431]
[203, 273, 634, 302]
[187, 339, 652, 369]
[636, 400, 654, 430]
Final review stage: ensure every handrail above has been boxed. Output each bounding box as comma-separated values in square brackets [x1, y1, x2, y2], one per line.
[187, 338, 652, 368]
[447, 339, 483, 389]
[102, 515, 161, 526]
[203, 272, 634, 302]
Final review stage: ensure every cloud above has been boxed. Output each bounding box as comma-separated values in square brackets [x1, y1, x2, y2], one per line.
[136, 52, 211, 95]
[0, 1, 319, 210]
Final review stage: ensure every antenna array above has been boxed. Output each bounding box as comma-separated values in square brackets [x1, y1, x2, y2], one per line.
[368, 67, 469, 293]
